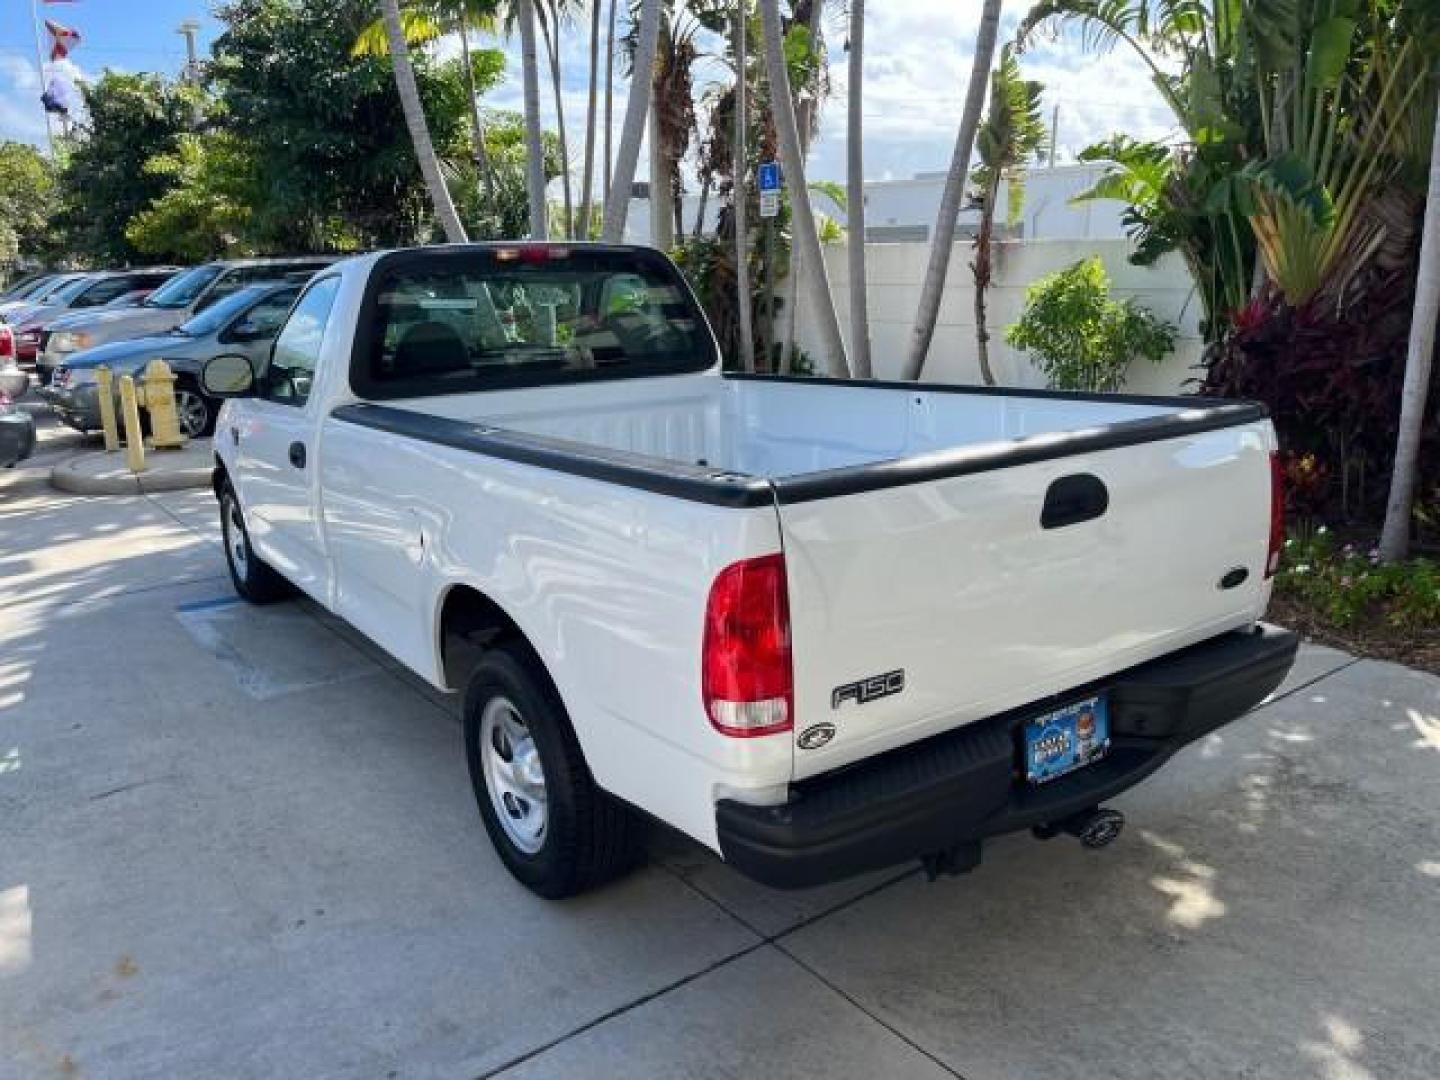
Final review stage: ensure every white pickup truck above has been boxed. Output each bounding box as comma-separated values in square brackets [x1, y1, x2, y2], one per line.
[203, 243, 1298, 898]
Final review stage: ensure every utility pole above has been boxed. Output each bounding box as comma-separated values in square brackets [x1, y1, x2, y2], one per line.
[177, 19, 202, 82]
[30, 0, 56, 157]
[1049, 104, 1060, 167]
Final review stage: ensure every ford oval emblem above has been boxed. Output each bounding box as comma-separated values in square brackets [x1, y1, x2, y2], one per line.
[797, 723, 836, 750]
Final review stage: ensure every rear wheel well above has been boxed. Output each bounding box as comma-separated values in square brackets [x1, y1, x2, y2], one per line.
[439, 585, 527, 690]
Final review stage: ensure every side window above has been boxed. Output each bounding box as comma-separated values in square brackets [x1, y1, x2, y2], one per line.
[229, 290, 298, 339]
[261, 277, 340, 408]
[74, 278, 135, 308]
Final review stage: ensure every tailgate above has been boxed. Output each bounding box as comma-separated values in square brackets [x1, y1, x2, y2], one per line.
[777, 420, 1275, 780]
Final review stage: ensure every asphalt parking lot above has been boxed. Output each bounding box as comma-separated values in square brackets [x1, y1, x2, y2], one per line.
[3, 406, 1440, 1079]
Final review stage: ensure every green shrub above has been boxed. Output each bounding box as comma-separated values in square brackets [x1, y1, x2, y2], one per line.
[1005, 256, 1176, 392]
[1277, 527, 1440, 633]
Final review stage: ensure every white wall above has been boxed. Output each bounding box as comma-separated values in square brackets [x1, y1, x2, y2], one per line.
[793, 238, 1203, 396]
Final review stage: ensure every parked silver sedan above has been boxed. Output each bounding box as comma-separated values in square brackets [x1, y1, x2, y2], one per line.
[43, 282, 300, 439]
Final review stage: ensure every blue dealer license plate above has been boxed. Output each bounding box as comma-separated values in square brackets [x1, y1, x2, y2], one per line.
[1024, 695, 1110, 784]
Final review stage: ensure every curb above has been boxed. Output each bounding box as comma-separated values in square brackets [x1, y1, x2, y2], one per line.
[50, 450, 213, 497]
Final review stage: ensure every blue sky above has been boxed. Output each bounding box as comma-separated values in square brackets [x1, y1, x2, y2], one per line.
[0, 1, 1179, 185]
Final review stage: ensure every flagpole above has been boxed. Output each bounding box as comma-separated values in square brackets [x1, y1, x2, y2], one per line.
[30, 0, 57, 156]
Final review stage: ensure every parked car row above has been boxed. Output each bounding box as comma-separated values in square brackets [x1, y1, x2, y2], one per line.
[1, 256, 336, 440]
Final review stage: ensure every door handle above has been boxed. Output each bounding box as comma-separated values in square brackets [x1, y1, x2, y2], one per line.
[288, 441, 307, 469]
[1041, 473, 1108, 529]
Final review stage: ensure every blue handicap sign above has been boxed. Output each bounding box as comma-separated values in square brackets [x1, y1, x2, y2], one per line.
[757, 161, 782, 192]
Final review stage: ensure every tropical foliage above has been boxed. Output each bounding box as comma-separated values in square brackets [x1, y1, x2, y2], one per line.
[1005, 256, 1177, 392]
[1019, 0, 1440, 536]
[970, 47, 1048, 384]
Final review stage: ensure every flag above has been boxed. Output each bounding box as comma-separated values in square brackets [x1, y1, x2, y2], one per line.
[46, 20, 81, 61]
[41, 77, 72, 116]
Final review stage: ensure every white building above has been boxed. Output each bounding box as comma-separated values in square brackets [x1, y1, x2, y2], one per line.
[621, 163, 1128, 246]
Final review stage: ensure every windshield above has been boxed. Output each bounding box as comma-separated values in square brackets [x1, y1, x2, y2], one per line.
[30, 274, 87, 303]
[52, 275, 101, 304]
[356, 248, 715, 399]
[145, 264, 223, 309]
[176, 284, 273, 336]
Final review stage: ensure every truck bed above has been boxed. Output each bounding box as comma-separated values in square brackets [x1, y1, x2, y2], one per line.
[384, 372, 1262, 492]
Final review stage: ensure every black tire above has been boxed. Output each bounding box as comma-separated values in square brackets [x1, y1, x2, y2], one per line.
[219, 480, 293, 604]
[463, 642, 643, 898]
[174, 379, 217, 438]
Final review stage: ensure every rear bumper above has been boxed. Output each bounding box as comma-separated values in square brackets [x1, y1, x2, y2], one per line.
[40, 383, 102, 431]
[716, 624, 1299, 889]
[0, 410, 37, 467]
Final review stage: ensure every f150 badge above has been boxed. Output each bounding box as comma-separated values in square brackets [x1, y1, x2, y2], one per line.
[831, 669, 905, 709]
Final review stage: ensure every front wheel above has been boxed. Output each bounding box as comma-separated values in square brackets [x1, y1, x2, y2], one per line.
[174, 382, 216, 438]
[463, 643, 642, 898]
[219, 481, 292, 603]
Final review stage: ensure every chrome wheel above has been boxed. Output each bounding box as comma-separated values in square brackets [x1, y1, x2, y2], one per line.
[480, 695, 548, 854]
[175, 389, 210, 438]
[223, 493, 248, 579]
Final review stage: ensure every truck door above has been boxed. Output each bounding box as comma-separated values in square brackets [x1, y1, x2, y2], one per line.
[232, 275, 341, 600]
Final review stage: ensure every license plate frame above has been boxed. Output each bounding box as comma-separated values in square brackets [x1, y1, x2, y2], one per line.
[1023, 694, 1110, 784]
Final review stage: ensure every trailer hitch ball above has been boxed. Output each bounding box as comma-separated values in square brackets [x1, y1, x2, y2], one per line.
[1032, 806, 1126, 849]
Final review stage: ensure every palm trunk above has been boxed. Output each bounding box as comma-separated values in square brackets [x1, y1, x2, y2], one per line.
[972, 170, 1001, 385]
[733, 0, 756, 373]
[603, 0, 617, 201]
[536, 2, 574, 236]
[601, 0, 662, 241]
[900, 0, 1001, 380]
[840, 0, 875, 380]
[578, 0, 602, 238]
[380, 0, 467, 243]
[758, 0, 849, 377]
[1379, 95, 1440, 562]
[846, 0, 871, 377]
[777, 0, 824, 374]
[517, 0, 549, 238]
[649, 98, 675, 249]
[457, 18, 493, 200]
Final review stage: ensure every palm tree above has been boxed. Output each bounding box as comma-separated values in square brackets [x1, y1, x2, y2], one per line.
[534, 0, 575, 234]
[776, 0, 824, 374]
[602, 0, 662, 240]
[603, 0, 618, 199]
[733, 0, 756, 372]
[970, 47, 1046, 385]
[379, 0, 469, 242]
[578, 0, 602, 236]
[1379, 93, 1440, 562]
[846, 0, 871, 378]
[901, 0, 1001, 381]
[353, 1, 500, 202]
[517, 0, 549, 236]
[758, 0, 848, 376]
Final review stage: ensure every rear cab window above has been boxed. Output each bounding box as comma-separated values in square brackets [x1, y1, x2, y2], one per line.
[351, 247, 716, 399]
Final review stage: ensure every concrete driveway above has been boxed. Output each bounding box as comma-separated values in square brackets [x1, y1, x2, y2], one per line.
[3, 410, 1439, 1079]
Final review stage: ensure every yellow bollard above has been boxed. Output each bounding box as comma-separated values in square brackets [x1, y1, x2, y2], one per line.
[136, 359, 187, 450]
[118, 374, 146, 474]
[95, 365, 120, 453]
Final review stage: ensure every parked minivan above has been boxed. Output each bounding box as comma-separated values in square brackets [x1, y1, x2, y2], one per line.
[38, 257, 335, 377]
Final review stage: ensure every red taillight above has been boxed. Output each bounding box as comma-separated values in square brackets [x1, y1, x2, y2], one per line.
[1266, 452, 1285, 577]
[0, 325, 13, 361]
[702, 554, 794, 737]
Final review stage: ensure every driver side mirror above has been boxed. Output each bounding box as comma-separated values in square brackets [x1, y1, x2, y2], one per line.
[201, 353, 257, 397]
